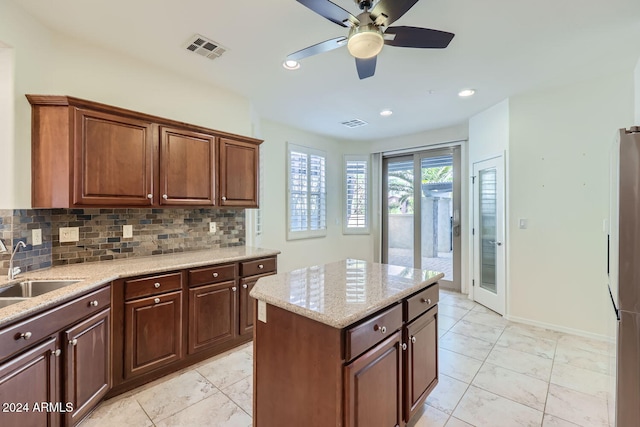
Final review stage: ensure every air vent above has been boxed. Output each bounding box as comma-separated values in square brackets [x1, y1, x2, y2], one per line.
[184, 34, 228, 60]
[341, 119, 369, 128]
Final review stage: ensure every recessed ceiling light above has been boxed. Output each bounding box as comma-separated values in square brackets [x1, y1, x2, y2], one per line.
[458, 89, 476, 97]
[380, 109, 393, 117]
[283, 59, 300, 70]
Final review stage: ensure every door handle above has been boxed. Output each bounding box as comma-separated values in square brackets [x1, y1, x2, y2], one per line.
[489, 240, 503, 246]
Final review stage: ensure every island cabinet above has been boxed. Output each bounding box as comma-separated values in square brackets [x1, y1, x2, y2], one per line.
[252, 260, 441, 427]
[0, 285, 111, 427]
[27, 95, 262, 208]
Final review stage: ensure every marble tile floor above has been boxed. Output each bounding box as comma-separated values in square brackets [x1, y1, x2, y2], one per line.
[80, 290, 613, 427]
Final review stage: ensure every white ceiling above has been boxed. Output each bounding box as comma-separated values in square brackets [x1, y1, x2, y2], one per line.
[11, 0, 640, 141]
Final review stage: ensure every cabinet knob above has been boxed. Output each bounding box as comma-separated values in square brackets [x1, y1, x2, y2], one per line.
[212, 273, 219, 278]
[89, 300, 99, 307]
[147, 193, 153, 199]
[54, 349, 61, 357]
[154, 282, 161, 288]
[242, 284, 248, 289]
[70, 339, 78, 346]
[154, 298, 160, 304]
[232, 286, 237, 292]
[401, 343, 407, 351]
[162, 194, 168, 200]
[222, 196, 227, 201]
[420, 298, 432, 305]
[374, 325, 387, 334]
[258, 264, 264, 269]
[19, 332, 32, 340]
[411, 336, 416, 344]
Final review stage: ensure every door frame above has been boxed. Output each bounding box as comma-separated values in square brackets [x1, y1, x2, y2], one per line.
[471, 154, 506, 315]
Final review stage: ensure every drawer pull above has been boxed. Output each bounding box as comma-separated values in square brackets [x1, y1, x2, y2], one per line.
[411, 336, 416, 344]
[70, 339, 78, 346]
[19, 332, 32, 340]
[54, 349, 61, 357]
[374, 325, 387, 334]
[232, 286, 237, 292]
[401, 343, 407, 351]
[212, 272, 219, 278]
[154, 298, 160, 304]
[420, 298, 432, 304]
[154, 282, 161, 289]
[258, 264, 264, 269]
[89, 300, 99, 307]
[242, 284, 248, 289]
[222, 196, 227, 201]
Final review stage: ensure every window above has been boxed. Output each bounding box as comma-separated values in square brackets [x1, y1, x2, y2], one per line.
[287, 143, 326, 240]
[344, 155, 370, 234]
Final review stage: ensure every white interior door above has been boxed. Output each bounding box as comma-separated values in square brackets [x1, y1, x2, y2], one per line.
[472, 156, 505, 314]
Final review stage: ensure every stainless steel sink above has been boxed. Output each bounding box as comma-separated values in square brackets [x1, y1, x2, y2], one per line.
[0, 297, 29, 308]
[0, 280, 81, 298]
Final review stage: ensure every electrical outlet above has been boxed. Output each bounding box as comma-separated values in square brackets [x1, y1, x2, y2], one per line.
[209, 221, 217, 233]
[59, 227, 79, 243]
[32, 229, 42, 246]
[123, 224, 133, 239]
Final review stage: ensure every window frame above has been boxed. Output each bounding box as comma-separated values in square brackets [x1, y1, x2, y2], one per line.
[343, 154, 370, 235]
[286, 142, 327, 240]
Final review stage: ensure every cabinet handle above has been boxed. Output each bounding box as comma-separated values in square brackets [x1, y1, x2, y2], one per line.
[154, 298, 160, 304]
[420, 298, 432, 305]
[374, 325, 387, 334]
[70, 339, 78, 346]
[89, 300, 99, 307]
[258, 264, 264, 269]
[154, 282, 161, 288]
[232, 286, 237, 292]
[222, 196, 227, 201]
[242, 284, 248, 289]
[147, 193, 153, 199]
[53, 349, 61, 357]
[212, 273, 219, 278]
[19, 332, 32, 340]
[162, 194, 168, 200]
[401, 343, 407, 351]
[411, 336, 416, 344]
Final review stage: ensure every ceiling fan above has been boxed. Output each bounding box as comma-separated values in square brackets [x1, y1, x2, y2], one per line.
[287, 0, 455, 79]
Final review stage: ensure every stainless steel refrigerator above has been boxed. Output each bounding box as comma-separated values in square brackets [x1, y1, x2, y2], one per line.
[609, 126, 640, 426]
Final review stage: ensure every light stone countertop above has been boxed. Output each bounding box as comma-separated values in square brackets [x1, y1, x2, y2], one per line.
[250, 259, 443, 329]
[0, 246, 280, 327]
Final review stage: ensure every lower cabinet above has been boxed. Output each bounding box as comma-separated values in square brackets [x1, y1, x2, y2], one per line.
[124, 290, 183, 379]
[344, 331, 403, 427]
[188, 281, 237, 354]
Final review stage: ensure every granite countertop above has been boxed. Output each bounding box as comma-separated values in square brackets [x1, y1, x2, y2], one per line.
[0, 246, 280, 327]
[250, 259, 443, 329]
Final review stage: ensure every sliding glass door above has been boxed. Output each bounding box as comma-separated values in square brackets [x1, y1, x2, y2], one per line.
[383, 147, 461, 290]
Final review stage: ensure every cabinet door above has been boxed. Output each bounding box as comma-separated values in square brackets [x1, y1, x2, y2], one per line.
[0, 336, 60, 427]
[74, 108, 154, 206]
[63, 308, 110, 426]
[239, 277, 256, 337]
[159, 127, 216, 206]
[124, 291, 183, 379]
[404, 306, 438, 422]
[344, 331, 403, 427]
[219, 138, 259, 207]
[188, 281, 237, 354]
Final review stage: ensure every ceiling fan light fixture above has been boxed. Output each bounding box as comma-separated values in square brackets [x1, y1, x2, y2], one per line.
[347, 25, 384, 59]
[283, 59, 301, 70]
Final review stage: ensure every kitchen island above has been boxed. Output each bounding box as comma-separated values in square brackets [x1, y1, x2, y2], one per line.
[250, 259, 443, 427]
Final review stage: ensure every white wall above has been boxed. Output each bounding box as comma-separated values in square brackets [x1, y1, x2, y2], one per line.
[0, 44, 14, 207]
[635, 57, 640, 124]
[508, 70, 634, 337]
[258, 120, 375, 273]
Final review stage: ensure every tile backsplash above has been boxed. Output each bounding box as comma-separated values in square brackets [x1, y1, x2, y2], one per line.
[0, 208, 245, 277]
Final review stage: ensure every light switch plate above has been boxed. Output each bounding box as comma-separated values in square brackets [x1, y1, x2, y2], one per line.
[518, 218, 528, 229]
[59, 227, 79, 243]
[209, 221, 217, 233]
[123, 224, 133, 239]
[32, 229, 42, 246]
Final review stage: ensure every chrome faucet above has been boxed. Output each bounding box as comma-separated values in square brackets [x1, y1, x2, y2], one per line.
[8, 241, 27, 280]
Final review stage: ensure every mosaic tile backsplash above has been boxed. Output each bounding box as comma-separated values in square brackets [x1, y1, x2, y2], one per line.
[0, 208, 245, 277]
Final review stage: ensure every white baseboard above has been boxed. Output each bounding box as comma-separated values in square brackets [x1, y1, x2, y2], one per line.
[504, 314, 612, 342]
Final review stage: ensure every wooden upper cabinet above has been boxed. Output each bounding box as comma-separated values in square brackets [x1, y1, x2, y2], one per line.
[27, 95, 262, 208]
[74, 108, 154, 206]
[159, 127, 216, 206]
[219, 138, 259, 208]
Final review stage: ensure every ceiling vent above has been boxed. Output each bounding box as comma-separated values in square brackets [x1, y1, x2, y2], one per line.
[341, 119, 369, 128]
[184, 34, 227, 60]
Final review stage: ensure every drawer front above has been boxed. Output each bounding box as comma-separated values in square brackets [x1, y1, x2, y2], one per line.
[240, 257, 277, 277]
[189, 264, 237, 287]
[124, 272, 182, 300]
[345, 303, 403, 362]
[0, 285, 111, 362]
[405, 284, 439, 323]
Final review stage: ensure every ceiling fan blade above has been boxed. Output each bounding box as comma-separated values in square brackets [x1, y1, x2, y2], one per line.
[370, 0, 420, 27]
[287, 37, 348, 61]
[355, 57, 376, 80]
[384, 26, 454, 48]
[296, 0, 359, 27]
